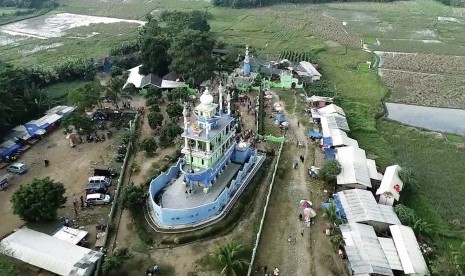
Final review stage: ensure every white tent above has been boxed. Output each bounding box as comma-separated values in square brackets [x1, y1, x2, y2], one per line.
[327, 128, 358, 147]
[336, 146, 371, 189]
[336, 189, 401, 231]
[124, 65, 144, 88]
[0, 228, 102, 276]
[390, 225, 430, 275]
[306, 95, 333, 103]
[340, 223, 394, 276]
[52, 227, 88, 245]
[318, 104, 346, 117]
[298, 61, 322, 81]
[366, 158, 383, 181]
[376, 165, 403, 205]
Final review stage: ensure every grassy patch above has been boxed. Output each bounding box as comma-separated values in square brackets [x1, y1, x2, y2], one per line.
[318, 49, 394, 167]
[42, 80, 88, 104]
[379, 120, 465, 231]
[363, 36, 376, 45]
[445, 133, 465, 143]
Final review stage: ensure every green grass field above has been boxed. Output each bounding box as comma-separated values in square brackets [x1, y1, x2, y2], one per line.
[42, 80, 89, 105]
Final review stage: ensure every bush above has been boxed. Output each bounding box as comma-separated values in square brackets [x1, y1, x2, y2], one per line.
[319, 160, 342, 183]
[140, 137, 158, 156]
[10, 177, 67, 222]
[394, 204, 416, 226]
[159, 122, 183, 148]
[147, 111, 163, 129]
[166, 103, 183, 120]
[102, 248, 132, 275]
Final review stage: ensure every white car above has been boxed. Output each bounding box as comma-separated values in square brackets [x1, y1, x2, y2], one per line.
[86, 193, 111, 206]
[88, 176, 111, 187]
[7, 163, 28, 175]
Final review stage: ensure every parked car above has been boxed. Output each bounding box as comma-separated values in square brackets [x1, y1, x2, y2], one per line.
[85, 183, 108, 194]
[7, 163, 28, 175]
[86, 193, 111, 206]
[0, 173, 14, 190]
[94, 166, 117, 178]
[88, 176, 112, 187]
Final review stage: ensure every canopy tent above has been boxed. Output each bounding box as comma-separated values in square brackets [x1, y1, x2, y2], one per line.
[340, 223, 394, 276]
[376, 165, 403, 203]
[5, 125, 31, 141]
[318, 104, 346, 117]
[336, 146, 372, 189]
[0, 140, 20, 159]
[325, 128, 358, 148]
[275, 113, 287, 123]
[335, 189, 401, 231]
[306, 95, 333, 103]
[308, 130, 323, 139]
[24, 123, 45, 137]
[389, 225, 430, 275]
[366, 158, 383, 181]
[0, 228, 103, 276]
[52, 227, 88, 245]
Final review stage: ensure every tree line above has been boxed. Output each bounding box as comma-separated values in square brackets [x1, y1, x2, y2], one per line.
[212, 0, 464, 8]
[0, 59, 99, 135]
[0, 0, 58, 9]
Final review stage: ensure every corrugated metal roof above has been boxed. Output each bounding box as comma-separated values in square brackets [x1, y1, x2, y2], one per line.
[318, 104, 346, 117]
[378, 237, 403, 271]
[340, 223, 394, 276]
[376, 165, 403, 201]
[337, 189, 401, 227]
[299, 61, 322, 77]
[322, 115, 350, 132]
[366, 159, 382, 181]
[390, 225, 430, 275]
[52, 227, 88, 245]
[336, 147, 371, 188]
[328, 128, 359, 147]
[0, 228, 102, 276]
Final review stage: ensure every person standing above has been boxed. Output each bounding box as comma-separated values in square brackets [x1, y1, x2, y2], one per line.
[301, 227, 304, 237]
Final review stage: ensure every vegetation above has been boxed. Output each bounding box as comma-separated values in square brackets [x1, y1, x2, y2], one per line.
[139, 137, 158, 156]
[278, 51, 316, 63]
[394, 204, 416, 226]
[319, 160, 341, 183]
[159, 122, 183, 148]
[147, 111, 164, 129]
[323, 201, 342, 229]
[102, 247, 132, 275]
[165, 103, 183, 121]
[212, 241, 249, 276]
[139, 11, 214, 85]
[122, 183, 153, 244]
[67, 82, 102, 111]
[62, 113, 93, 135]
[10, 177, 67, 222]
[0, 256, 17, 275]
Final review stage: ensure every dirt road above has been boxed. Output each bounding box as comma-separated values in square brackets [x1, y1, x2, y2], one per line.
[253, 91, 346, 276]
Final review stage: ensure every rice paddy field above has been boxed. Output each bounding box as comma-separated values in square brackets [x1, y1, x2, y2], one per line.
[2, 0, 465, 266]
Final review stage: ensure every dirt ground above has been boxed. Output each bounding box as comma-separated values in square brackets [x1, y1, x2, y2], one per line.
[252, 91, 347, 276]
[0, 95, 146, 251]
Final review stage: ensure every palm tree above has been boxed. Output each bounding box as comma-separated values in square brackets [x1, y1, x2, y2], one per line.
[104, 77, 126, 102]
[324, 201, 342, 232]
[213, 241, 249, 276]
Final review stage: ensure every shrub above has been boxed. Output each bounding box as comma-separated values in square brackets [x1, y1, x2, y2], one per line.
[140, 137, 158, 156]
[319, 160, 342, 183]
[394, 204, 416, 226]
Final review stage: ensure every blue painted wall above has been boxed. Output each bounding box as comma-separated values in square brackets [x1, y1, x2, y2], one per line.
[148, 151, 258, 226]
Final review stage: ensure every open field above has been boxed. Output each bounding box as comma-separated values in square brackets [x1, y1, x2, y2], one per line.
[380, 69, 465, 108]
[379, 120, 465, 232]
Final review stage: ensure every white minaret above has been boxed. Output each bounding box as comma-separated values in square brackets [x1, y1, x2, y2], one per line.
[182, 102, 189, 148]
[226, 92, 231, 115]
[218, 82, 224, 113]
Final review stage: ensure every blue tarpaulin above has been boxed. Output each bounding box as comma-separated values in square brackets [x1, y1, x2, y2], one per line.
[275, 113, 287, 123]
[308, 130, 323, 139]
[324, 148, 336, 160]
[0, 141, 20, 159]
[323, 137, 332, 147]
[321, 196, 346, 221]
